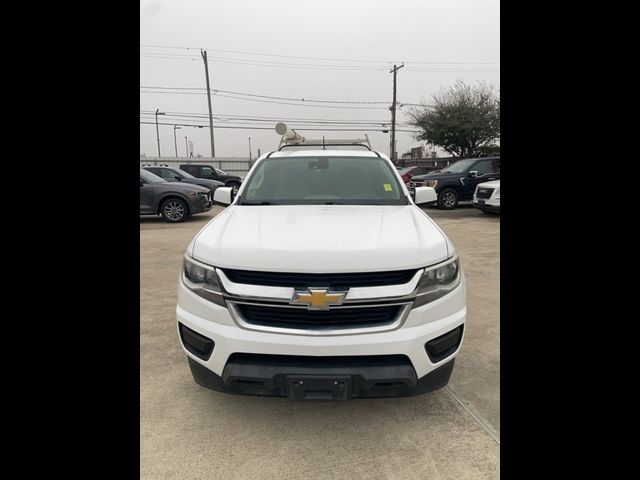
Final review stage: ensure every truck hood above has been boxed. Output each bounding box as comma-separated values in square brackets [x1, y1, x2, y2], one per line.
[185, 178, 225, 188]
[412, 171, 460, 182]
[162, 181, 209, 193]
[191, 205, 450, 273]
[477, 179, 500, 189]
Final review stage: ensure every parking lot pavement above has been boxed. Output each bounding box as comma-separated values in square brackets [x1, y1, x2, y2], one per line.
[140, 204, 500, 480]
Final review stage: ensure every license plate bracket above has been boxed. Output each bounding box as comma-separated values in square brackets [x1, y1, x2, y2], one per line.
[286, 375, 351, 401]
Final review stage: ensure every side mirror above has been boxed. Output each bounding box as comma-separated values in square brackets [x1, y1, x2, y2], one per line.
[414, 187, 438, 205]
[213, 187, 233, 206]
[174, 176, 182, 181]
[469, 171, 478, 178]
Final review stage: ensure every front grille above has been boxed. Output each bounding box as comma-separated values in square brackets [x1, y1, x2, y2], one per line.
[222, 269, 418, 289]
[227, 352, 412, 368]
[476, 188, 494, 199]
[235, 303, 403, 330]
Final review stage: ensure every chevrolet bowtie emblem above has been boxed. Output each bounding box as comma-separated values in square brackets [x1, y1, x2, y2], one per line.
[291, 289, 347, 310]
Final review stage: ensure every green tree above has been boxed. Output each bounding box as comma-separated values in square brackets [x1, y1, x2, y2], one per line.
[409, 80, 500, 158]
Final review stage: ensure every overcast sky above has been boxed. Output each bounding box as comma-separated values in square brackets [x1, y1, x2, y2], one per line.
[140, 0, 499, 159]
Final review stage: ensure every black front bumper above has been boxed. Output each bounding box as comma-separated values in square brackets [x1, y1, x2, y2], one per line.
[474, 202, 500, 213]
[187, 353, 454, 400]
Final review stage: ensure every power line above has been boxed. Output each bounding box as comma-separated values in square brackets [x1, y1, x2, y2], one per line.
[139, 110, 414, 126]
[140, 86, 204, 90]
[140, 86, 388, 104]
[140, 114, 397, 126]
[140, 110, 397, 123]
[140, 90, 390, 109]
[140, 53, 498, 72]
[141, 121, 420, 133]
[140, 53, 387, 71]
[140, 44, 499, 66]
[139, 113, 408, 128]
[217, 89, 388, 104]
[398, 102, 430, 107]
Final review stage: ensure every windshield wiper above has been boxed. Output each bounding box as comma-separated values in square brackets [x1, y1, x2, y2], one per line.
[239, 201, 280, 205]
[322, 201, 345, 205]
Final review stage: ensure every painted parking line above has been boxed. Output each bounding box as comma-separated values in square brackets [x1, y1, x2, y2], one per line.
[445, 385, 500, 446]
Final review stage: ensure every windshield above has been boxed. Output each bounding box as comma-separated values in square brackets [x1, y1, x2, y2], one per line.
[140, 169, 166, 183]
[215, 168, 227, 175]
[238, 156, 407, 206]
[173, 168, 195, 179]
[440, 158, 477, 173]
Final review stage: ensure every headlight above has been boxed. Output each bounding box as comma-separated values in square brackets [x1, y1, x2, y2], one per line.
[413, 256, 461, 308]
[182, 256, 226, 307]
[425, 179, 439, 188]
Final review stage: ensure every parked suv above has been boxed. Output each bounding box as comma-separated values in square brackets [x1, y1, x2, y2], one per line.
[143, 166, 224, 197]
[177, 149, 466, 400]
[179, 164, 243, 195]
[409, 157, 500, 209]
[473, 179, 500, 214]
[140, 169, 212, 223]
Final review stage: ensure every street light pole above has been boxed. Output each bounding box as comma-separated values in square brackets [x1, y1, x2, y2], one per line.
[155, 108, 165, 157]
[173, 125, 182, 158]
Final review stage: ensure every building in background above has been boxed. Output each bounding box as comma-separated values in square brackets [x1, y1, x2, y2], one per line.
[399, 145, 452, 168]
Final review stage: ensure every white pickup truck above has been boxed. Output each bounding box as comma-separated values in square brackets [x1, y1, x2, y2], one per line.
[177, 144, 466, 400]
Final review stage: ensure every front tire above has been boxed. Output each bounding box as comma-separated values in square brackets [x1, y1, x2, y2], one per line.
[438, 188, 459, 209]
[160, 198, 188, 223]
[228, 182, 240, 196]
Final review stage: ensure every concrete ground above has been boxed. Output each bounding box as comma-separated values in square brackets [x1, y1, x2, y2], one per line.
[140, 203, 499, 479]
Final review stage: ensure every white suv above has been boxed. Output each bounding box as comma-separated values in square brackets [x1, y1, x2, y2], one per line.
[473, 179, 500, 214]
[177, 149, 466, 400]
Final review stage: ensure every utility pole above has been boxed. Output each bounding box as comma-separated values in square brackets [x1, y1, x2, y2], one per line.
[173, 125, 182, 158]
[389, 63, 404, 163]
[184, 136, 189, 160]
[200, 49, 216, 160]
[155, 108, 165, 158]
[248, 137, 252, 161]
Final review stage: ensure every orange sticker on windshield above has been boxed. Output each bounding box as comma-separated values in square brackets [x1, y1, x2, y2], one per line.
[384, 183, 393, 191]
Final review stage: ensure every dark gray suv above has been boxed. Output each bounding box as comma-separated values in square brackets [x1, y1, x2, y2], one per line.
[140, 169, 212, 223]
[143, 166, 224, 197]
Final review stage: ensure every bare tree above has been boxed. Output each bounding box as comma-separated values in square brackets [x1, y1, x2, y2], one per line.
[409, 80, 500, 158]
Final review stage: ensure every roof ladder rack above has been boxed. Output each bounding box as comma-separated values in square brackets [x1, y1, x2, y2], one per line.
[275, 123, 372, 151]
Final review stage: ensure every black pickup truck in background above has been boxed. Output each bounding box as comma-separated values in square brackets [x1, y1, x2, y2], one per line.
[179, 164, 243, 195]
[409, 156, 500, 209]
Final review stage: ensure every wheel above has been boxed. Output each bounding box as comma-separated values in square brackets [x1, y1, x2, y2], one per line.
[160, 198, 188, 223]
[437, 188, 459, 209]
[228, 182, 240, 196]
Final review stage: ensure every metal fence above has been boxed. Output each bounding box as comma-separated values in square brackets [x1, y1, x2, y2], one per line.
[140, 157, 252, 176]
